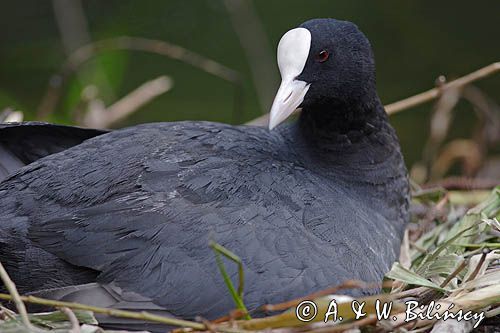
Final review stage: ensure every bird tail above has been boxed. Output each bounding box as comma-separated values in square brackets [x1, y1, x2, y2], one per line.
[0, 121, 107, 293]
[0, 122, 107, 182]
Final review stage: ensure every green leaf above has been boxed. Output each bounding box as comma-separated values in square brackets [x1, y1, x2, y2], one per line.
[210, 240, 250, 319]
[419, 254, 464, 278]
[412, 187, 447, 203]
[0, 309, 97, 333]
[386, 262, 446, 292]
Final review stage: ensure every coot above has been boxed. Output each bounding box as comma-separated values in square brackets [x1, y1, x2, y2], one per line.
[0, 18, 409, 328]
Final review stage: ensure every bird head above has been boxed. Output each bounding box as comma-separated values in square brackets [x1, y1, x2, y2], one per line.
[269, 18, 376, 130]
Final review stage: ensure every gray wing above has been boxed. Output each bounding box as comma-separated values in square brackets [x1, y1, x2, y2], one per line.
[4, 122, 397, 319]
[0, 122, 107, 181]
[28, 283, 177, 332]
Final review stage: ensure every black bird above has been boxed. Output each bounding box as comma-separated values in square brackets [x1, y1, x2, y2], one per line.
[0, 122, 106, 181]
[0, 18, 409, 329]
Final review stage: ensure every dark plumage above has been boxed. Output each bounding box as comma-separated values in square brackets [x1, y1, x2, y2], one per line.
[0, 122, 106, 181]
[0, 18, 409, 330]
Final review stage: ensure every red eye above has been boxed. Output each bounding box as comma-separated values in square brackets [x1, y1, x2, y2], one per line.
[316, 50, 329, 63]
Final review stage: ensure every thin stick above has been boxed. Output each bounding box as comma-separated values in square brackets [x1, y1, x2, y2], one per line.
[465, 250, 488, 282]
[211, 308, 248, 324]
[224, 0, 279, 114]
[423, 177, 500, 191]
[385, 62, 500, 114]
[0, 305, 17, 321]
[261, 280, 393, 312]
[0, 262, 36, 330]
[245, 62, 500, 126]
[37, 36, 242, 120]
[440, 260, 467, 288]
[59, 307, 81, 333]
[453, 243, 500, 249]
[391, 286, 429, 299]
[308, 315, 378, 333]
[82, 76, 173, 128]
[0, 293, 206, 330]
[486, 306, 500, 317]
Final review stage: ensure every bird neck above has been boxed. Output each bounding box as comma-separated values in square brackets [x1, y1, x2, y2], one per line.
[288, 96, 409, 230]
[297, 95, 388, 151]
[286, 94, 405, 185]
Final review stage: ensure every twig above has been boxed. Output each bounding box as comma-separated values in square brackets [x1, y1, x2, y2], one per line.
[399, 229, 411, 269]
[413, 192, 449, 240]
[51, 0, 116, 114]
[486, 306, 500, 318]
[224, 0, 278, 115]
[0, 261, 35, 330]
[0, 108, 24, 123]
[421, 81, 462, 181]
[454, 243, 500, 249]
[391, 286, 429, 299]
[462, 85, 500, 145]
[465, 249, 489, 282]
[59, 307, 81, 333]
[0, 305, 17, 321]
[0, 292, 206, 330]
[245, 62, 500, 126]
[197, 317, 217, 333]
[439, 260, 467, 288]
[308, 315, 378, 333]
[260, 280, 392, 312]
[423, 177, 499, 190]
[385, 62, 500, 115]
[409, 241, 428, 254]
[51, 0, 91, 54]
[37, 36, 242, 120]
[82, 75, 173, 128]
[211, 309, 248, 324]
[430, 140, 482, 179]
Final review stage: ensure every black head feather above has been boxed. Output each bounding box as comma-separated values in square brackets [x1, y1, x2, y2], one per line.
[298, 18, 376, 109]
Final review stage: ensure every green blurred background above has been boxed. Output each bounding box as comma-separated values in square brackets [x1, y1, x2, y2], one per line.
[1, 0, 499, 168]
